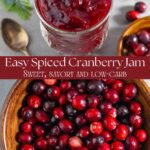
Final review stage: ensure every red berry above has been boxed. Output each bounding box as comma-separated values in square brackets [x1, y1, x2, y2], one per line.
[107, 108, 117, 118]
[126, 10, 140, 22]
[27, 95, 41, 109]
[135, 129, 147, 143]
[43, 79, 57, 86]
[35, 110, 49, 123]
[21, 107, 34, 120]
[17, 133, 33, 144]
[35, 137, 47, 149]
[59, 134, 69, 148]
[90, 122, 103, 135]
[20, 144, 35, 150]
[114, 124, 128, 141]
[33, 125, 45, 137]
[60, 81, 72, 92]
[47, 86, 60, 99]
[100, 102, 112, 114]
[98, 142, 110, 150]
[112, 80, 124, 92]
[21, 122, 32, 133]
[79, 127, 90, 138]
[138, 30, 150, 44]
[69, 136, 83, 149]
[126, 136, 138, 150]
[101, 131, 112, 142]
[135, 2, 147, 13]
[53, 107, 64, 119]
[133, 43, 148, 56]
[59, 119, 73, 133]
[47, 135, 58, 147]
[111, 141, 125, 150]
[130, 101, 142, 115]
[58, 94, 67, 105]
[75, 114, 87, 126]
[87, 95, 100, 108]
[130, 114, 142, 128]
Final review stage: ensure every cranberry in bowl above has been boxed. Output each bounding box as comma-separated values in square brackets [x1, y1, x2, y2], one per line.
[34, 0, 112, 55]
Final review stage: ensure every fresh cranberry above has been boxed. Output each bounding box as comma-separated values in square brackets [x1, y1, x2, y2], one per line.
[91, 136, 105, 147]
[42, 100, 56, 112]
[133, 43, 148, 56]
[90, 122, 103, 135]
[53, 107, 64, 120]
[59, 119, 73, 133]
[125, 35, 138, 49]
[58, 94, 67, 105]
[112, 80, 124, 92]
[102, 79, 116, 85]
[111, 141, 125, 150]
[135, 129, 147, 143]
[85, 108, 101, 122]
[98, 142, 110, 150]
[101, 131, 112, 142]
[126, 136, 138, 150]
[33, 125, 45, 137]
[76, 81, 87, 93]
[28, 117, 37, 126]
[135, 2, 147, 13]
[35, 137, 47, 149]
[107, 108, 117, 118]
[67, 89, 78, 102]
[118, 105, 129, 118]
[138, 30, 150, 44]
[17, 132, 33, 144]
[59, 134, 69, 148]
[50, 125, 61, 136]
[65, 104, 77, 117]
[68, 136, 83, 149]
[130, 114, 142, 128]
[114, 124, 128, 141]
[130, 101, 142, 115]
[47, 135, 58, 147]
[103, 116, 117, 131]
[21, 122, 32, 133]
[126, 10, 140, 22]
[47, 86, 60, 99]
[81, 147, 88, 150]
[35, 110, 49, 123]
[75, 114, 87, 126]
[104, 89, 119, 104]
[20, 144, 35, 150]
[79, 127, 90, 138]
[27, 95, 41, 109]
[87, 95, 100, 108]
[43, 79, 57, 86]
[100, 102, 112, 114]
[123, 83, 137, 102]
[72, 95, 86, 110]
[21, 107, 34, 120]
[31, 81, 46, 95]
[60, 81, 72, 92]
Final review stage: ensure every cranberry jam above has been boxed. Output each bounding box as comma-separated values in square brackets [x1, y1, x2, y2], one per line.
[17, 79, 147, 150]
[37, 0, 111, 31]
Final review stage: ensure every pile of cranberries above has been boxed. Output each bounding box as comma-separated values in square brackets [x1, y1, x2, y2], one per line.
[17, 79, 147, 150]
[123, 29, 150, 56]
[37, 0, 111, 31]
[126, 2, 147, 22]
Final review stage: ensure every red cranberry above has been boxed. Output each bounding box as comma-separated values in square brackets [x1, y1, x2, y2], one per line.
[100, 102, 112, 114]
[75, 114, 87, 126]
[123, 83, 137, 102]
[20, 144, 35, 150]
[31, 81, 46, 95]
[85, 108, 101, 122]
[59, 134, 69, 148]
[107, 108, 117, 118]
[28, 117, 37, 126]
[130, 114, 142, 128]
[43, 79, 57, 86]
[72, 95, 86, 110]
[53, 107, 64, 120]
[33, 125, 45, 137]
[87, 95, 100, 108]
[59, 119, 73, 133]
[21, 107, 34, 120]
[81, 147, 88, 150]
[27, 95, 41, 109]
[68, 136, 83, 149]
[112, 80, 124, 92]
[101, 131, 112, 142]
[104, 89, 119, 104]
[125, 35, 138, 49]
[91, 136, 105, 147]
[103, 116, 117, 131]
[130, 101, 142, 115]
[135, 2, 147, 13]
[102, 79, 116, 85]
[135, 129, 147, 143]
[58, 94, 67, 105]
[21, 122, 32, 133]
[126, 136, 138, 150]
[76, 81, 87, 93]
[35, 110, 49, 123]
[138, 30, 150, 44]
[50, 125, 61, 136]
[35, 137, 47, 149]
[42, 100, 56, 112]
[67, 89, 78, 102]
[114, 124, 128, 141]
[60, 81, 72, 92]
[133, 43, 148, 56]
[17, 132, 33, 144]
[111, 141, 125, 150]
[65, 104, 77, 117]
[98, 142, 110, 150]
[47, 135, 58, 147]
[90, 122, 103, 135]
[79, 127, 90, 138]
[47, 86, 60, 99]
[126, 10, 140, 22]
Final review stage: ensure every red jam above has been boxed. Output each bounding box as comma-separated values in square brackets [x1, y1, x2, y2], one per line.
[37, 0, 111, 31]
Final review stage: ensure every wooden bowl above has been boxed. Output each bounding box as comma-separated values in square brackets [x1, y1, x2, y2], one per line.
[1, 79, 150, 150]
[118, 16, 150, 56]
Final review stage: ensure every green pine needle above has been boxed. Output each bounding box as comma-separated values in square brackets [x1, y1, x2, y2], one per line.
[0, 0, 32, 20]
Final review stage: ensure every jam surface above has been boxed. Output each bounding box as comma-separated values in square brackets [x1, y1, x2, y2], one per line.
[37, 0, 111, 31]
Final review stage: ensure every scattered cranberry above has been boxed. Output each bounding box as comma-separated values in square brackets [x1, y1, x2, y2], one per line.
[60, 81, 72, 92]
[47, 86, 60, 99]
[58, 94, 67, 105]
[111, 141, 125, 150]
[20, 144, 35, 150]
[101, 131, 112, 142]
[90, 122, 103, 135]
[98, 142, 110, 150]
[59, 119, 73, 133]
[59, 134, 69, 148]
[35, 137, 47, 149]
[33, 125, 45, 137]
[68, 136, 83, 149]
[21, 122, 32, 133]
[138, 30, 150, 44]
[133, 43, 148, 56]
[130, 101, 142, 115]
[53, 107, 64, 120]
[27, 95, 41, 109]
[43, 79, 57, 86]
[135, 129, 147, 143]
[35, 110, 49, 123]
[125, 35, 138, 49]
[130, 114, 142, 128]
[126, 136, 138, 150]
[47, 135, 58, 147]
[135, 2, 147, 13]
[112, 80, 124, 92]
[17, 133, 33, 144]
[100, 102, 112, 114]
[126, 10, 140, 22]
[79, 127, 90, 138]
[107, 108, 117, 118]
[87, 95, 100, 108]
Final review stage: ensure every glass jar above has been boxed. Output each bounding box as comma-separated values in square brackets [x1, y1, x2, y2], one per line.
[34, 0, 112, 55]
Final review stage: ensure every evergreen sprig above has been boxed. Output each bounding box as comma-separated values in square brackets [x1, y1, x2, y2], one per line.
[0, 0, 32, 20]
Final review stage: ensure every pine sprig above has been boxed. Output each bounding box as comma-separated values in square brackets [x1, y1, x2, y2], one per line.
[0, 0, 32, 20]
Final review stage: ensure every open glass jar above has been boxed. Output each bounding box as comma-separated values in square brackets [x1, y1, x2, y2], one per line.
[34, 0, 112, 55]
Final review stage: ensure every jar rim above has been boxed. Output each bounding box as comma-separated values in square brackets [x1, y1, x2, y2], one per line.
[34, 0, 113, 35]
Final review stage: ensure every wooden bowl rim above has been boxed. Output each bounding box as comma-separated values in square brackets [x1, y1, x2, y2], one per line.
[117, 16, 150, 56]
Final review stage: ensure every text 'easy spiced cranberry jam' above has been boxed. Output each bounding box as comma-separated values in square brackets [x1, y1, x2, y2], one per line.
[34, 0, 112, 55]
